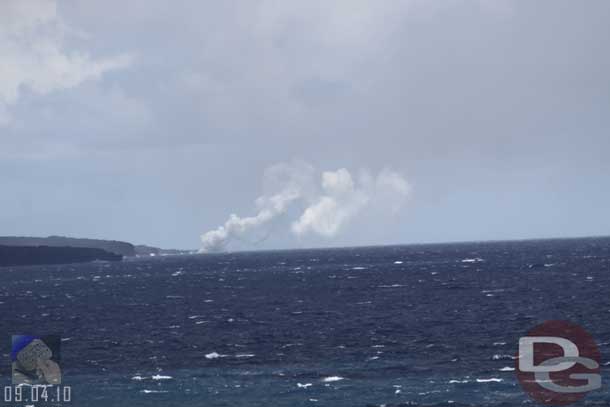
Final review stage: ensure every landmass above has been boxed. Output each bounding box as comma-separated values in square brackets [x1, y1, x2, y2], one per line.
[134, 245, 192, 257]
[0, 245, 122, 267]
[0, 236, 190, 267]
[0, 236, 135, 256]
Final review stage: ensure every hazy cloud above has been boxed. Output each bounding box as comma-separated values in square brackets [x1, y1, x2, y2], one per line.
[1, 1, 609, 248]
[0, 0, 131, 125]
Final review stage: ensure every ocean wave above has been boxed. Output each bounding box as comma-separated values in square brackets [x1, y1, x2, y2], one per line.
[321, 376, 344, 383]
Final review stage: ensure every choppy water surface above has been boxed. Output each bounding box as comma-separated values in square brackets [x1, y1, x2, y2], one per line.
[1, 238, 609, 406]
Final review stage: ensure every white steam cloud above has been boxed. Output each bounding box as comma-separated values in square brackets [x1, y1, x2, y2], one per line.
[200, 161, 410, 252]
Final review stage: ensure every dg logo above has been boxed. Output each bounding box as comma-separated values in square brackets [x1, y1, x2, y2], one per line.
[516, 320, 602, 405]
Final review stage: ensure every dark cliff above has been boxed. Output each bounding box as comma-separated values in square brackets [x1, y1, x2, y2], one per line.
[0, 236, 135, 257]
[0, 245, 123, 267]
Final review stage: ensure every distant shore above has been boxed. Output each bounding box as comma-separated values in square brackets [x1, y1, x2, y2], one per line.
[0, 236, 191, 267]
[0, 245, 122, 267]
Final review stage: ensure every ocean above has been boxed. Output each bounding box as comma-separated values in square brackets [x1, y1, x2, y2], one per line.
[1, 237, 609, 406]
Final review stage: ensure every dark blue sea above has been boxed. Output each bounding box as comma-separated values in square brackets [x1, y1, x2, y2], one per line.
[1, 238, 609, 406]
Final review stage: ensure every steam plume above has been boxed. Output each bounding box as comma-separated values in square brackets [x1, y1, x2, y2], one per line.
[200, 161, 410, 252]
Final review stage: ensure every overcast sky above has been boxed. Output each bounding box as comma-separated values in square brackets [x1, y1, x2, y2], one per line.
[1, 0, 609, 250]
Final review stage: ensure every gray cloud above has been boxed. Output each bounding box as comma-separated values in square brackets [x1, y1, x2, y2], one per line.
[1, 0, 609, 249]
[0, 0, 131, 125]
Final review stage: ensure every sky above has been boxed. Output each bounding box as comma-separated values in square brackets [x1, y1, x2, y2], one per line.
[1, 0, 609, 250]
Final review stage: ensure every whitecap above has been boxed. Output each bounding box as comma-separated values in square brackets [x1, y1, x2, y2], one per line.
[449, 379, 470, 384]
[321, 376, 344, 383]
[499, 367, 515, 372]
[205, 352, 227, 359]
[482, 289, 506, 293]
[393, 261, 403, 264]
[492, 354, 517, 360]
[297, 383, 312, 389]
[152, 375, 172, 380]
[476, 378, 503, 383]
[461, 258, 484, 263]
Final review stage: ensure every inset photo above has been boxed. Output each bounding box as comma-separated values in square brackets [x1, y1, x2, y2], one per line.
[11, 335, 62, 385]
